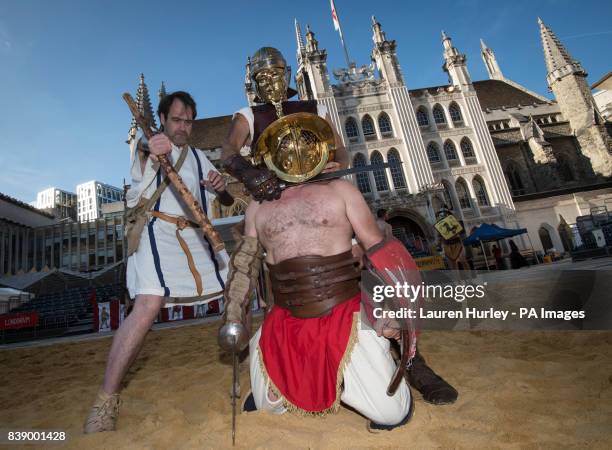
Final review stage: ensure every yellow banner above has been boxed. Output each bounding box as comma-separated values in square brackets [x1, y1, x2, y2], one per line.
[415, 255, 446, 271]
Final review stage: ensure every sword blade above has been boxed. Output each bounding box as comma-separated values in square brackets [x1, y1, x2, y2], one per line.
[231, 341, 238, 445]
[232, 340, 239, 446]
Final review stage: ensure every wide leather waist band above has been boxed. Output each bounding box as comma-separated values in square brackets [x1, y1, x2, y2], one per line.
[268, 250, 360, 318]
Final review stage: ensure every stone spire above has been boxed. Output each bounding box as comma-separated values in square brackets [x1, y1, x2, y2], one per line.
[295, 18, 305, 52]
[295, 25, 331, 99]
[538, 18, 611, 176]
[441, 31, 471, 86]
[371, 16, 386, 45]
[295, 18, 305, 68]
[158, 81, 167, 101]
[127, 73, 156, 144]
[480, 39, 504, 80]
[305, 25, 319, 53]
[370, 16, 402, 84]
[538, 17, 586, 87]
[244, 56, 257, 105]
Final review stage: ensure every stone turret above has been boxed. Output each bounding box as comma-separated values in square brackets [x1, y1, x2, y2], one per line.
[480, 39, 504, 80]
[539, 18, 612, 176]
[442, 31, 471, 87]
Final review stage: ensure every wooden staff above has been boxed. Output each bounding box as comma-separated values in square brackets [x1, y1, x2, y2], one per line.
[123, 93, 225, 252]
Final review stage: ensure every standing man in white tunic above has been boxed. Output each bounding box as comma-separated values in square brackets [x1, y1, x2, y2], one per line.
[84, 91, 233, 433]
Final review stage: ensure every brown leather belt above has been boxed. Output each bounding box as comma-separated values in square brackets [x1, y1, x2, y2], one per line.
[150, 211, 203, 296]
[268, 250, 360, 318]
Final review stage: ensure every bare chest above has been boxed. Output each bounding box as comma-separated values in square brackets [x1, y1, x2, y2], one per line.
[254, 185, 351, 262]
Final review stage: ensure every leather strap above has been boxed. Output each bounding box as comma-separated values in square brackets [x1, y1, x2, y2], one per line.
[267, 250, 360, 318]
[150, 210, 203, 296]
[144, 145, 189, 211]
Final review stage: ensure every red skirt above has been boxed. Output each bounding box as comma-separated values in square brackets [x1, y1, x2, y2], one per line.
[258, 294, 360, 414]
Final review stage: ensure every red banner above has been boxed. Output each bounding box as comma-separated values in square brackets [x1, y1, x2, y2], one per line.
[0, 312, 39, 330]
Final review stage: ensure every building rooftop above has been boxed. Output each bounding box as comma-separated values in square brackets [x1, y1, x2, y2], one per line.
[0, 192, 54, 219]
[190, 115, 233, 150]
[473, 79, 550, 110]
[592, 71, 612, 91]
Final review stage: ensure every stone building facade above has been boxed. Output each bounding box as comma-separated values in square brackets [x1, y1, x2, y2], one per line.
[287, 18, 518, 250]
[128, 17, 611, 255]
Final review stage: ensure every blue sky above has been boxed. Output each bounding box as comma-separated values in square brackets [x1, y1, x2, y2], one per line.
[1, 0, 611, 203]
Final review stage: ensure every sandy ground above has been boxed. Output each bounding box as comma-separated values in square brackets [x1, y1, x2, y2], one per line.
[1, 319, 611, 449]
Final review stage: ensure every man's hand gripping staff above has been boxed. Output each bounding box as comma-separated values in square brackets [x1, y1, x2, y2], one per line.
[122, 93, 225, 252]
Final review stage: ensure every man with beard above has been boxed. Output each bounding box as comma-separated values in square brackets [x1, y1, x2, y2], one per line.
[84, 91, 233, 433]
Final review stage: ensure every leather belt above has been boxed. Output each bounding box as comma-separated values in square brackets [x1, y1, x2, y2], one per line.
[150, 211, 203, 296]
[268, 250, 360, 318]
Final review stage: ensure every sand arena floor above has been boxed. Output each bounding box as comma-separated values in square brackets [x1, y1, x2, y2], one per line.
[1, 317, 611, 449]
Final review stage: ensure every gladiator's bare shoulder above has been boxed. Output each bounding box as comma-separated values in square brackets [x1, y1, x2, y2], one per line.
[329, 178, 364, 199]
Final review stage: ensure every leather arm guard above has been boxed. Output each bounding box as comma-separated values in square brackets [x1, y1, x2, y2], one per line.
[222, 153, 282, 202]
[218, 229, 264, 352]
[363, 237, 422, 395]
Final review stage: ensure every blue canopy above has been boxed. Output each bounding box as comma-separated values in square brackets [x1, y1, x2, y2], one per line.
[463, 223, 527, 245]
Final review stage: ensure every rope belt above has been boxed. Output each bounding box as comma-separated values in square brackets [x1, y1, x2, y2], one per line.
[150, 211, 203, 296]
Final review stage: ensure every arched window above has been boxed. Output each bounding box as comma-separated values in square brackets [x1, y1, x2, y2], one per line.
[460, 137, 475, 158]
[353, 153, 371, 193]
[472, 176, 489, 206]
[443, 140, 458, 161]
[432, 104, 446, 125]
[449, 102, 463, 124]
[370, 151, 389, 191]
[539, 227, 553, 252]
[345, 117, 359, 139]
[432, 195, 444, 212]
[362, 115, 376, 139]
[455, 179, 471, 209]
[378, 113, 393, 136]
[387, 149, 406, 189]
[416, 107, 429, 126]
[426, 142, 441, 163]
[505, 163, 525, 196]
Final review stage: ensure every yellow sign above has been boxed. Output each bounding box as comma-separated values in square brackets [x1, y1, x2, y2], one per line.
[415, 255, 446, 271]
[434, 215, 463, 240]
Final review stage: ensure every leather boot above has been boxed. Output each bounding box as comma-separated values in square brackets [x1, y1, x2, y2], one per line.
[406, 351, 458, 405]
[83, 389, 121, 433]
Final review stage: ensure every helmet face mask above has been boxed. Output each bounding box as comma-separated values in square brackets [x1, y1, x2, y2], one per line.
[254, 67, 288, 104]
[250, 47, 292, 104]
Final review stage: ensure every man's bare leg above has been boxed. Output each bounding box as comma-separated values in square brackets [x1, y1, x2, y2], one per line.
[84, 294, 164, 433]
[101, 294, 164, 394]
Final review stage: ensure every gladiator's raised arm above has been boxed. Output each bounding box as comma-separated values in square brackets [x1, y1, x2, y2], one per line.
[221, 114, 282, 202]
[221, 113, 250, 162]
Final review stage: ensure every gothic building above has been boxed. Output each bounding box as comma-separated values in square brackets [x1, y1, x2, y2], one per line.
[283, 18, 518, 250]
[283, 16, 612, 253]
[129, 17, 611, 255]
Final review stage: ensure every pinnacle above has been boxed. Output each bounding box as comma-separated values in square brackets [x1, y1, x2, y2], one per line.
[539, 18, 582, 75]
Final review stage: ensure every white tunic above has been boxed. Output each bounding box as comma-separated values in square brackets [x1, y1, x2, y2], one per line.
[125, 132, 229, 301]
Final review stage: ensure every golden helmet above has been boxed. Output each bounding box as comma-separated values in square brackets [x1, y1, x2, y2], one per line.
[250, 47, 287, 76]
